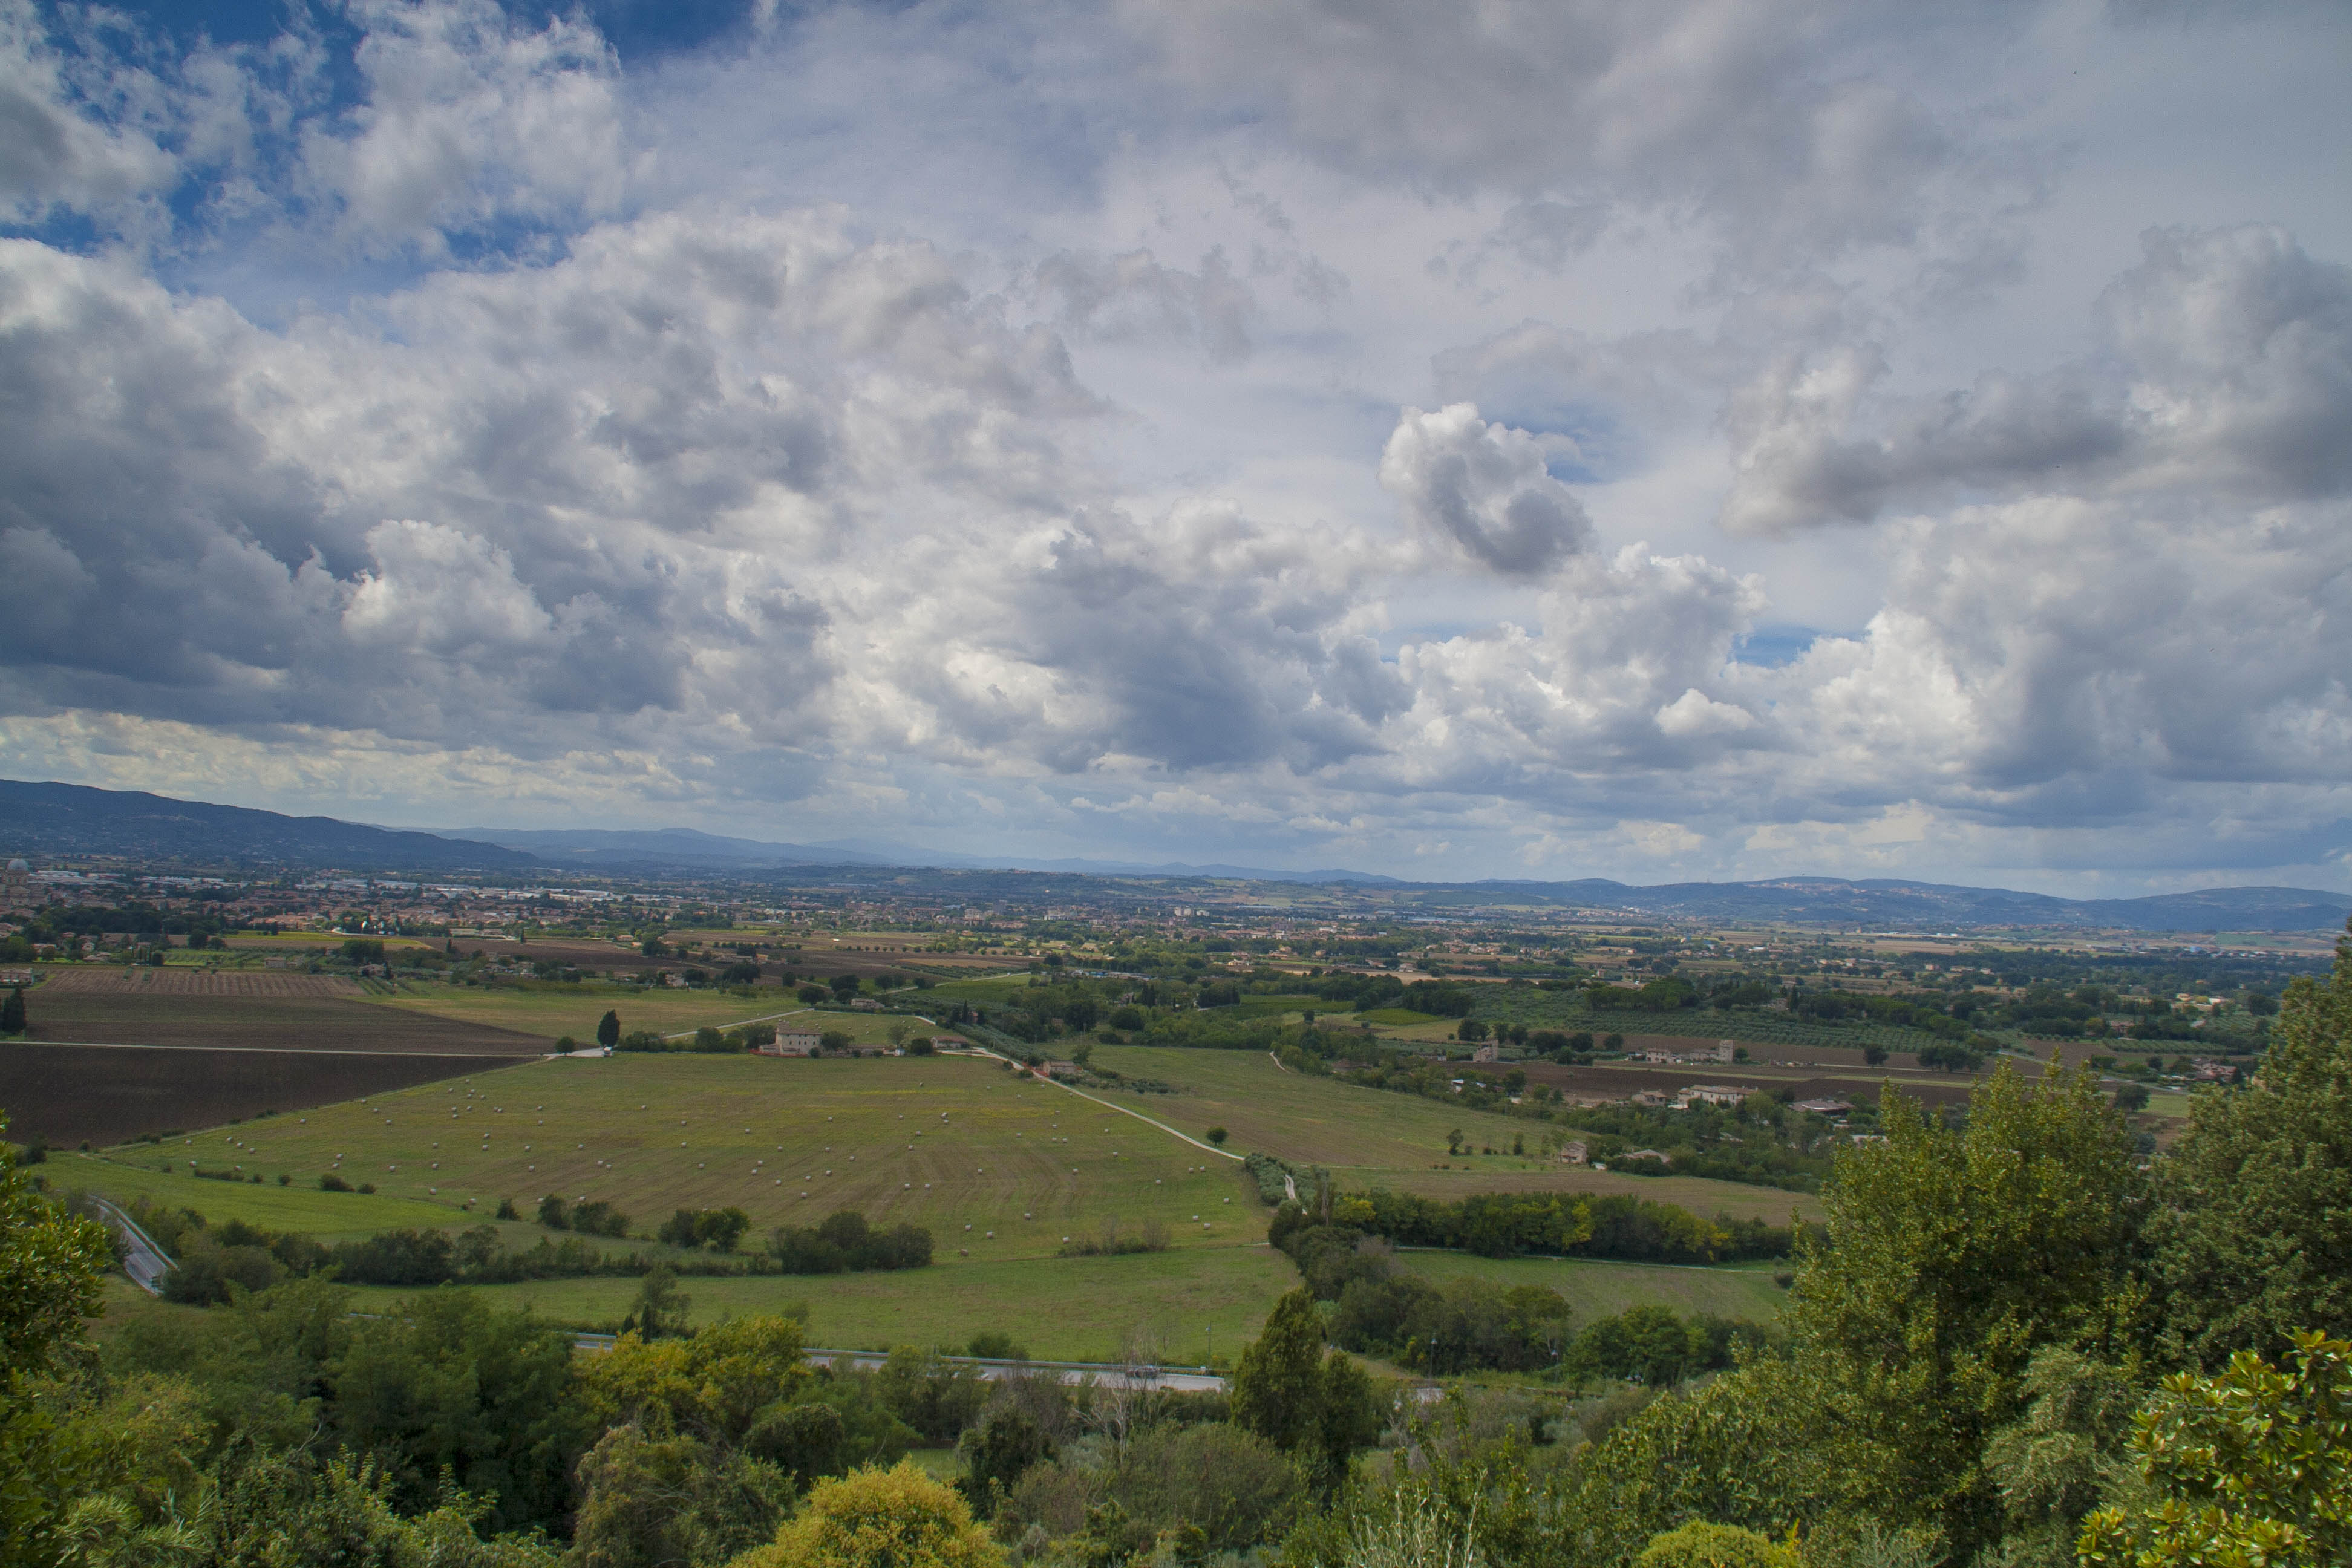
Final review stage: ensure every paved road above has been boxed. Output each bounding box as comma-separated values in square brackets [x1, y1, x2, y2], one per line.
[570, 1334, 1226, 1390]
[91, 1195, 174, 1295]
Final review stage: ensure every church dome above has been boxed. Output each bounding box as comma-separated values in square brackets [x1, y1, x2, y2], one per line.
[5, 860, 26, 872]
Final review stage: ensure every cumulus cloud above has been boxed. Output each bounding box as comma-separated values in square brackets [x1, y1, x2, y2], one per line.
[1720, 225, 2352, 532]
[0, 0, 178, 224]
[0, 0, 2346, 890]
[1124, 0, 2048, 281]
[296, 0, 632, 254]
[1379, 404, 1595, 575]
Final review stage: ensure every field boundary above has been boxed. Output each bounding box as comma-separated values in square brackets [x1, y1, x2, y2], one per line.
[659, 1007, 817, 1041]
[13, 1039, 541, 1059]
[1394, 1244, 1785, 1276]
[1004, 1057, 1247, 1163]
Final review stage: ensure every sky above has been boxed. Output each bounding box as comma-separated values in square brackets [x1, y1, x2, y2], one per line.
[2, 0, 2349, 892]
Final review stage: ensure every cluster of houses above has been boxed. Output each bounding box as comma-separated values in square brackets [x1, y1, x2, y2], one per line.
[1636, 1040, 1738, 1065]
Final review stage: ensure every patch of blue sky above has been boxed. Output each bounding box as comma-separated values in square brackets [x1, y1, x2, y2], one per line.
[1733, 624, 1834, 669]
[93, 0, 293, 49]
[0, 209, 106, 255]
[510, 0, 762, 64]
[1494, 401, 1635, 485]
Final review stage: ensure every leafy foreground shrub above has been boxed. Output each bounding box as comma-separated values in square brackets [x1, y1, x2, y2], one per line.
[729, 1459, 1005, 1568]
[2079, 1330, 2352, 1567]
[1635, 1521, 1799, 1568]
[1342, 1491, 1485, 1568]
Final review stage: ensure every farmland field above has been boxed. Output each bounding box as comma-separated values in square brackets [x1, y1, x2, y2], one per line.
[41, 1020, 1834, 1354]
[1083, 1045, 1821, 1220]
[343, 1245, 1301, 1363]
[1, 1042, 538, 1148]
[38, 969, 364, 999]
[19, 979, 545, 1055]
[50, 1154, 508, 1237]
[79, 1053, 1261, 1261]
[357, 981, 961, 1047]
[2, 975, 546, 1145]
[1398, 1251, 1790, 1322]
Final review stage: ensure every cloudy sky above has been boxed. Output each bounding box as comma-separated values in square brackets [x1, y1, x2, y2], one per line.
[2, 0, 2348, 890]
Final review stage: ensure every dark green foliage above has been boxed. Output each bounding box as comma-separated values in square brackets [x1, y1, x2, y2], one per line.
[1230, 1288, 1385, 1488]
[2149, 923, 2352, 1368]
[965, 1330, 1027, 1360]
[622, 1264, 691, 1338]
[596, 1009, 621, 1048]
[1328, 1269, 1575, 1374]
[659, 1206, 751, 1252]
[0, 985, 24, 1035]
[105, 1275, 587, 1537]
[768, 1209, 932, 1272]
[872, 1348, 991, 1443]
[330, 1289, 586, 1531]
[1560, 1305, 1765, 1387]
[961, 1406, 1051, 1517]
[1785, 1062, 2143, 1558]
[1271, 1187, 1792, 1265]
[567, 1422, 792, 1568]
[743, 1398, 848, 1486]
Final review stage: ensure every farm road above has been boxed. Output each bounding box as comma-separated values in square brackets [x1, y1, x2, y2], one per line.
[570, 1333, 1228, 1390]
[90, 1196, 173, 1295]
[953, 1044, 1245, 1163]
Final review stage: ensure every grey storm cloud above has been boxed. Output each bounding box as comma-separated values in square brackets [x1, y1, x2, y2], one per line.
[1379, 405, 1595, 575]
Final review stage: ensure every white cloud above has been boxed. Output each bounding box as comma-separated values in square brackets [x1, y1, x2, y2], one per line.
[296, 0, 631, 255]
[0, 0, 2347, 893]
[0, 0, 178, 224]
[1719, 224, 2352, 532]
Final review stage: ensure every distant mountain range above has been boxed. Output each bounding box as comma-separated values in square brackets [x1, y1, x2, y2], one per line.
[2, 779, 2346, 931]
[0, 780, 534, 872]
[437, 826, 1402, 883]
[1446, 875, 2352, 934]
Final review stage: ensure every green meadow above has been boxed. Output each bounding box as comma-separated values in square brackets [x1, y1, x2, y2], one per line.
[345, 1245, 1302, 1364]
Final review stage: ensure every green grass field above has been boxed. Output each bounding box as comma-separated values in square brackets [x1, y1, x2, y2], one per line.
[342, 1245, 1300, 1363]
[1354, 1008, 1442, 1026]
[67, 1031, 1816, 1356]
[1398, 1251, 1789, 1323]
[56, 1155, 471, 1236]
[88, 1053, 1259, 1262]
[1083, 1047, 1817, 1220]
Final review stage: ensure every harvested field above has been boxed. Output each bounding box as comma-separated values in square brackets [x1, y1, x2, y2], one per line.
[0, 1042, 525, 1148]
[36, 968, 360, 999]
[20, 988, 547, 1054]
[0, 987, 546, 1145]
